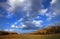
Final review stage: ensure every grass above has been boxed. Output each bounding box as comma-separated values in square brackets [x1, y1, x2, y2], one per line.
[0, 34, 60, 39]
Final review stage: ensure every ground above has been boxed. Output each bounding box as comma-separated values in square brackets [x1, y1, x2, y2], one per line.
[0, 34, 60, 39]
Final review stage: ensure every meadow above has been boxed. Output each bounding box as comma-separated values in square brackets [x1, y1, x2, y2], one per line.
[0, 34, 60, 39]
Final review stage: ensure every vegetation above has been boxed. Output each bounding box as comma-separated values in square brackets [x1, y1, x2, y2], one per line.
[0, 34, 60, 39]
[29, 26, 60, 35]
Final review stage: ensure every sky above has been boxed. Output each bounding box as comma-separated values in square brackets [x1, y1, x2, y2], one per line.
[0, 0, 60, 33]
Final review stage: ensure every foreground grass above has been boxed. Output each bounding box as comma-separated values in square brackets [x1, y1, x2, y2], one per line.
[0, 34, 60, 39]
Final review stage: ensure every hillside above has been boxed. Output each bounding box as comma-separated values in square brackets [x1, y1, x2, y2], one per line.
[28, 26, 60, 35]
[0, 31, 17, 35]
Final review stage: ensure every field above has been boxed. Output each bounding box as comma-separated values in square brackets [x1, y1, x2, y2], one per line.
[0, 34, 60, 39]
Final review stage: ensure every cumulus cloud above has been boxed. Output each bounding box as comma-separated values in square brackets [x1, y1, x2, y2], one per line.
[1, 0, 59, 19]
[38, 9, 48, 15]
[7, 0, 26, 12]
[45, 0, 60, 21]
[46, 12, 58, 21]
[11, 18, 24, 28]
[2, 0, 45, 18]
[0, 0, 49, 18]
[20, 25, 27, 28]
[1, 0, 60, 31]
[4, 29, 14, 31]
[32, 20, 43, 27]
[50, 0, 56, 4]
[8, 0, 45, 30]
[11, 25, 16, 28]
[11, 17, 43, 30]
[51, 0, 60, 15]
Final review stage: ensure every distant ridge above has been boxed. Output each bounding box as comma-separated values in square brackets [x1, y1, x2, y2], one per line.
[0, 31, 18, 35]
[28, 26, 60, 35]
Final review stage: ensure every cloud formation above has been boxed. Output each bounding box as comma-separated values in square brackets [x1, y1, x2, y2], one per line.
[50, 0, 60, 14]
[2, 0, 45, 18]
[0, 0, 60, 31]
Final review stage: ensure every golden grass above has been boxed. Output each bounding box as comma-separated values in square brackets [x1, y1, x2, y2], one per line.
[0, 34, 60, 39]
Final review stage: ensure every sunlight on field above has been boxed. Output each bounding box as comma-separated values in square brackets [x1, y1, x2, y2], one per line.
[0, 34, 60, 39]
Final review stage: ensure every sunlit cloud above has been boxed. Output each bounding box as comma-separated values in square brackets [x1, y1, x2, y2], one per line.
[11, 25, 15, 28]
[38, 9, 48, 15]
[45, 12, 56, 21]
[50, 0, 56, 4]
[50, 0, 60, 15]
[32, 20, 43, 27]
[19, 25, 27, 28]
[4, 29, 14, 32]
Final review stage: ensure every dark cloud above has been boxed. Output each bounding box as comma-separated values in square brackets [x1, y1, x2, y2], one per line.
[13, 0, 44, 18]
[21, 19, 41, 30]
[22, 24, 40, 30]
[11, 0, 47, 30]
[0, 0, 7, 2]
[30, 0, 43, 18]
[31, 0, 43, 12]
[22, 26, 40, 30]
[52, 0, 60, 14]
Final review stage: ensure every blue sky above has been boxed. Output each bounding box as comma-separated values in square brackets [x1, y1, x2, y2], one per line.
[0, 0, 60, 33]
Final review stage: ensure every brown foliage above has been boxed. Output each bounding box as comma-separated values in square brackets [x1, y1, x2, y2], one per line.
[0, 31, 17, 35]
[29, 26, 60, 35]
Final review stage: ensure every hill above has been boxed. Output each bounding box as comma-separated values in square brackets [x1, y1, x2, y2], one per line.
[28, 26, 60, 35]
[0, 31, 17, 35]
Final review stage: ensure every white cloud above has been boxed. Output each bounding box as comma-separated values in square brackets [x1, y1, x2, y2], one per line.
[5, 0, 45, 18]
[19, 24, 27, 28]
[11, 18, 23, 26]
[7, 0, 31, 12]
[32, 20, 43, 27]
[4, 29, 14, 31]
[36, 16, 41, 19]
[46, 13, 54, 21]
[7, 0, 25, 12]
[4, 0, 32, 18]
[11, 24, 19, 28]
[45, 13, 52, 17]
[45, 9, 58, 21]
[38, 9, 48, 15]
[14, 22, 17, 25]
[47, 17, 52, 21]
[11, 19, 43, 29]
[50, 0, 56, 4]
[23, 0, 32, 11]
[0, 0, 45, 18]
[11, 25, 15, 28]
[50, 0, 60, 15]
[11, 24, 26, 29]
[7, 0, 15, 12]
[18, 18, 23, 22]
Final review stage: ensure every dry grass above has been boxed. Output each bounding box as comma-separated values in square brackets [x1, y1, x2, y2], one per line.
[0, 34, 60, 39]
